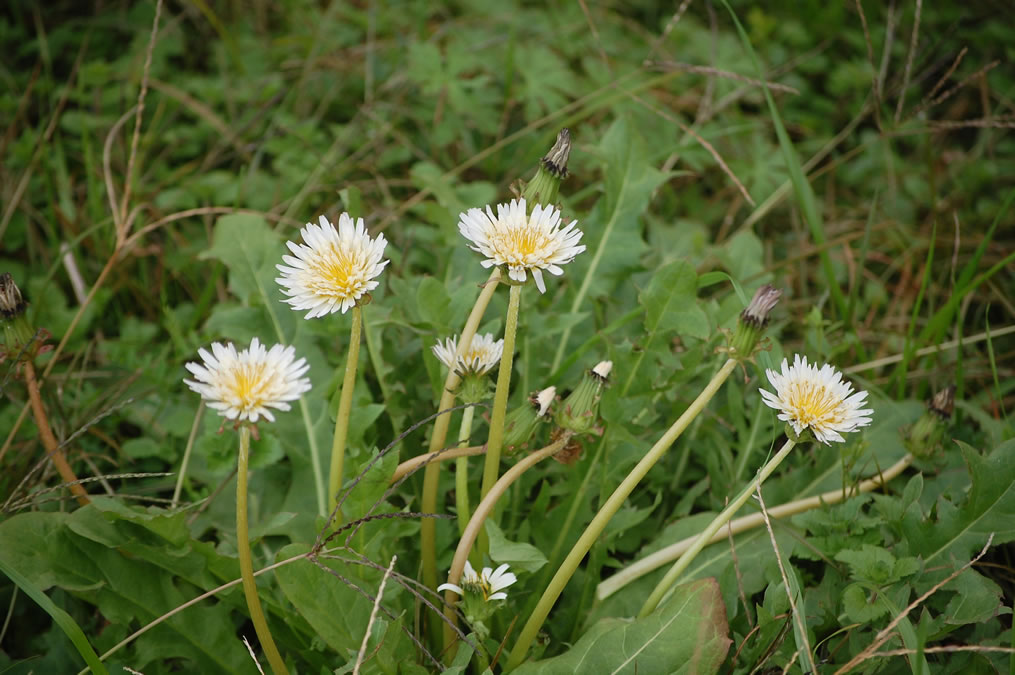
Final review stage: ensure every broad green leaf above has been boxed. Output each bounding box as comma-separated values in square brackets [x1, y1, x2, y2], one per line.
[514, 578, 730, 674]
[275, 543, 409, 674]
[640, 259, 709, 340]
[200, 213, 282, 307]
[904, 439, 1015, 565]
[486, 520, 548, 574]
[943, 569, 1006, 626]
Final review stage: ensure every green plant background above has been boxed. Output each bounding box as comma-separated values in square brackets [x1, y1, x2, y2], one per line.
[1, 0, 1013, 673]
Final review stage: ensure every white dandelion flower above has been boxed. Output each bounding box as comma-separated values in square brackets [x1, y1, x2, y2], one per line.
[184, 338, 311, 424]
[759, 354, 873, 445]
[431, 333, 504, 376]
[276, 213, 389, 319]
[458, 198, 585, 294]
[438, 561, 517, 601]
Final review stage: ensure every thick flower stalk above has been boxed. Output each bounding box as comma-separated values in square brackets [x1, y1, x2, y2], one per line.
[276, 213, 389, 516]
[637, 355, 873, 618]
[185, 338, 312, 675]
[432, 333, 505, 535]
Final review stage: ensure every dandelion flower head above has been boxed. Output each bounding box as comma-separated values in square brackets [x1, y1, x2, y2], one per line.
[458, 198, 585, 293]
[184, 338, 311, 424]
[432, 333, 504, 376]
[759, 354, 873, 445]
[438, 561, 517, 602]
[276, 213, 389, 318]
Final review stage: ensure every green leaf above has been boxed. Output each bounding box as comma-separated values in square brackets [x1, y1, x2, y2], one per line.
[513, 578, 730, 674]
[200, 213, 282, 307]
[0, 555, 108, 675]
[640, 259, 709, 340]
[485, 520, 548, 574]
[841, 582, 891, 623]
[904, 439, 1015, 565]
[943, 569, 1006, 626]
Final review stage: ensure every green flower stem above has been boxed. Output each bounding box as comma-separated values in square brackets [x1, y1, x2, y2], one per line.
[237, 427, 288, 675]
[455, 405, 477, 537]
[172, 401, 204, 508]
[638, 436, 797, 618]
[442, 434, 571, 653]
[422, 270, 501, 592]
[476, 282, 522, 556]
[598, 452, 916, 600]
[328, 305, 363, 518]
[505, 358, 738, 671]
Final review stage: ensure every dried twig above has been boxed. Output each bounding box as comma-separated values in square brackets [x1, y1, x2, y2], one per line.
[353, 555, 398, 675]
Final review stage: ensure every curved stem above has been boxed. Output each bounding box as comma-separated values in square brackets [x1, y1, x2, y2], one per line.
[421, 271, 501, 593]
[476, 283, 522, 556]
[328, 306, 363, 518]
[391, 445, 485, 484]
[24, 361, 89, 506]
[505, 358, 738, 671]
[638, 437, 797, 618]
[237, 427, 287, 675]
[598, 452, 915, 600]
[454, 406, 477, 537]
[442, 435, 571, 652]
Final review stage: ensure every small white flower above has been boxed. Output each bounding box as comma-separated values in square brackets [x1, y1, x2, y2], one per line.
[184, 338, 311, 424]
[438, 561, 517, 601]
[592, 360, 613, 380]
[276, 213, 389, 319]
[432, 333, 504, 376]
[458, 198, 585, 294]
[759, 354, 873, 445]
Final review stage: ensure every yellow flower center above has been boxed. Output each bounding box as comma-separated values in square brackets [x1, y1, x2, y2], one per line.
[227, 362, 269, 410]
[494, 228, 552, 261]
[310, 245, 364, 297]
[787, 382, 843, 427]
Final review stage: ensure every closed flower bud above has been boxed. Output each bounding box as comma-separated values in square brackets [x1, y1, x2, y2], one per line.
[555, 361, 611, 435]
[0, 273, 42, 361]
[906, 386, 956, 457]
[521, 129, 571, 207]
[503, 386, 556, 452]
[729, 284, 781, 359]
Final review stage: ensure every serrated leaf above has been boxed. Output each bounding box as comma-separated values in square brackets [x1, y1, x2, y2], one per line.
[841, 582, 891, 623]
[640, 259, 709, 340]
[904, 439, 1015, 565]
[200, 213, 282, 306]
[514, 578, 730, 674]
[943, 569, 1005, 625]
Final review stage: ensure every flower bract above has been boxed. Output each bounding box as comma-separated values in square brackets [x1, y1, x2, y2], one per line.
[438, 561, 517, 601]
[759, 354, 873, 445]
[458, 198, 585, 293]
[432, 333, 504, 376]
[184, 338, 311, 424]
[276, 214, 389, 318]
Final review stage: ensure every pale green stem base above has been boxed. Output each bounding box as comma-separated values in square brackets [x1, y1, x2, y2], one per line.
[442, 435, 571, 655]
[599, 453, 915, 599]
[173, 401, 204, 508]
[455, 405, 476, 537]
[504, 358, 739, 671]
[476, 283, 522, 557]
[421, 270, 501, 594]
[638, 437, 797, 618]
[328, 306, 363, 519]
[237, 427, 288, 675]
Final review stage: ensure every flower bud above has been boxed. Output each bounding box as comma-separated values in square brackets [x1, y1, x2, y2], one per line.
[503, 386, 556, 452]
[906, 385, 956, 457]
[0, 273, 40, 361]
[555, 360, 611, 435]
[729, 284, 781, 359]
[521, 129, 571, 208]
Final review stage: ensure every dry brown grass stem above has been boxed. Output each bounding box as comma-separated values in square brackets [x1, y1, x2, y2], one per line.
[645, 61, 800, 95]
[894, 0, 922, 123]
[353, 555, 398, 675]
[23, 361, 90, 506]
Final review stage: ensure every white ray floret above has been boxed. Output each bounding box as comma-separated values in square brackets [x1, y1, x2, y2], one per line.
[276, 213, 389, 318]
[458, 198, 585, 293]
[431, 333, 504, 376]
[438, 561, 517, 601]
[184, 338, 312, 424]
[759, 354, 873, 445]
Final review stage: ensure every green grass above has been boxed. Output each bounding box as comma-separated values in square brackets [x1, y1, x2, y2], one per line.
[1, 1, 1014, 673]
